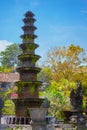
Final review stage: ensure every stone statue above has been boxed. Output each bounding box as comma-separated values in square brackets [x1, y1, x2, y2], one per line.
[70, 82, 83, 110]
[76, 82, 83, 109]
[70, 89, 77, 109]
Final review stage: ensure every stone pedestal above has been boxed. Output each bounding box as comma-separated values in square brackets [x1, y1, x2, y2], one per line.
[29, 108, 47, 130]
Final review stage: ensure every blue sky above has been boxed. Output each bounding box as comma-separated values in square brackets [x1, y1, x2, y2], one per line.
[0, 0, 87, 62]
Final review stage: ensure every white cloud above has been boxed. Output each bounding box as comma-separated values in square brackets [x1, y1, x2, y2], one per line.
[0, 40, 12, 52]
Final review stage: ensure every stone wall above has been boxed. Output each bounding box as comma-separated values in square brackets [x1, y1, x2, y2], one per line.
[0, 73, 19, 82]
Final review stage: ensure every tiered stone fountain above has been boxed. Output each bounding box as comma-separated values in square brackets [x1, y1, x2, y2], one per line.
[6, 11, 48, 127]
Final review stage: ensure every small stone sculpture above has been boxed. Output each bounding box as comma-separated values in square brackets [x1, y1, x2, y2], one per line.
[70, 82, 83, 110]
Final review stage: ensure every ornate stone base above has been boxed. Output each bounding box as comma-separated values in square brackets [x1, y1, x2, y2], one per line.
[29, 108, 47, 130]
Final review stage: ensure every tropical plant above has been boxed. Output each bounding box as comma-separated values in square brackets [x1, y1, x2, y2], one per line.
[2, 99, 15, 115]
[0, 65, 14, 73]
[40, 79, 76, 118]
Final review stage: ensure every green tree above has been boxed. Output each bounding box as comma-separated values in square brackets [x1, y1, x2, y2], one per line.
[38, 67, 52, 82]
[40, 79, 76, 118]
[0, 43, 22, 68]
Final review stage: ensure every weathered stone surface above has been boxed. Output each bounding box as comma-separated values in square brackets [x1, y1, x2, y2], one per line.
[29, 108, 47, 130]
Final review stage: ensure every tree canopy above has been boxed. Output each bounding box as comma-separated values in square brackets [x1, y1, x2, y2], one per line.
[0, 43, 22, 68]
[44, 44, 87, 82]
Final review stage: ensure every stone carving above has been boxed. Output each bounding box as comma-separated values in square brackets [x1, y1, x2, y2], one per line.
[70, 82, 83, 110]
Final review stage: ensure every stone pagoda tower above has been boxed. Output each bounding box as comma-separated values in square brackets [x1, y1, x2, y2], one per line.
[13, 11, 43, 119]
